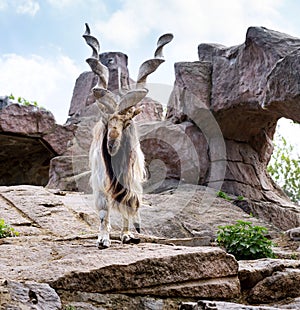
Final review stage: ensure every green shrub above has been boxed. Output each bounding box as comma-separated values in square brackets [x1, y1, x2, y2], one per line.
[216, 220, 275, 260]
[0, 218, 19, 238]
[217, 190, 232, 201]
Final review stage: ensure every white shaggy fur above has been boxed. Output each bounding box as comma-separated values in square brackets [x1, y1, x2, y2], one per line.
[89, 113, 144, 248]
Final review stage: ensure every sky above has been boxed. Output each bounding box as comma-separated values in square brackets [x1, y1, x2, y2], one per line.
[0, 0, 299, 152]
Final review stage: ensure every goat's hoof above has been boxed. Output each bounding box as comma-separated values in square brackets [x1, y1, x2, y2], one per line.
[122, 234, 140, 245]
[129, 237, 140, 244]
[134, 223, 141, 233]
[96, 239, 111, 249]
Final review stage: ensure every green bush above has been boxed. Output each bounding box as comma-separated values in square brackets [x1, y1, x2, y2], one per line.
[0, 218, 19, 238]
[216, 220, 275, 260]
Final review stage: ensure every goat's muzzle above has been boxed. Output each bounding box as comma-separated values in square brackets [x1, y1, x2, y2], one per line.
[107, 139, 120, 156]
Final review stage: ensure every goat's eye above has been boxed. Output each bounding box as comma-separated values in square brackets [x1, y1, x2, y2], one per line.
[124, 120, 131, 128]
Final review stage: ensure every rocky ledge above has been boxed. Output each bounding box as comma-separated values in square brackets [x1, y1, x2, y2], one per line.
[0, 185, 299, 309]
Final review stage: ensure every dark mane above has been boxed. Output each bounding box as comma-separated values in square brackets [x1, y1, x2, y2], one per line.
[102, 126, 137, 205]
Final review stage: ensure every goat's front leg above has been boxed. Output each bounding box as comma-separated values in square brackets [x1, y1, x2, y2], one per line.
[121, 213, 140, 245]
[95, 194, 111, 248]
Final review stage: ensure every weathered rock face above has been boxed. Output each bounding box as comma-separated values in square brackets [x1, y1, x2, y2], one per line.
[1, 185, 299, 308]
[139, 121, 209, 190]
[0, 104, 74, 186]
[239, 258, 300, 304]
[180, 300, 281, 309]
[0, 281, 62, 310]
[67, 71, 98, 120]
[0, 185, 245, 309]
[166, 26, 300, 206]
[100, 51, 130, 91]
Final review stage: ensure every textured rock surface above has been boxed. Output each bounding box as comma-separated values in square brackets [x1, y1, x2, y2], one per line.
[0, 104, 74, 186]
[1, 185, 299, 308]
[286, 227, 300, 241]
[239, 259, 300, 304]
[166, 61, 212, 123]
[139, 121, 209, 190]
[0, 280, 61, 310]
[249, 268, 300, 303]
[0, 185, 245, 309]
[67, 71, 98, 120]
[180, 300, 280, 309]
[166, 27, 300, 206]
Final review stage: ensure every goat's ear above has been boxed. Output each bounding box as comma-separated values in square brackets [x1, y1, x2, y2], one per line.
[118, 89, 148, 114]
[123, 106, 142, 128]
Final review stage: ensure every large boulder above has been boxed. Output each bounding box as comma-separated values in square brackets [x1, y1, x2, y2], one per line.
[0, 104, 74, 186]
[139, 121, 209, 191]
[239, 258, 300, 304]
[0, 281, 61, 310]
[165, 26, 300, 222]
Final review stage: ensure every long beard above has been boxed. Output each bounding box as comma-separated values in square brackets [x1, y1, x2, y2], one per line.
[102, 126, 138, 206]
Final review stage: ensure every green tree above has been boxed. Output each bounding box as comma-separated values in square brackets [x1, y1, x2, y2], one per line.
[267, 126, 300, 204]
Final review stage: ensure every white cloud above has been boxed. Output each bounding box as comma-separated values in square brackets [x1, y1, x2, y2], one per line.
[0, 0, 7, 10]
[14, 0, 40, 16]
[95, 0, 285, 49]
[91, 0, 287, 85]
[46, 0, 106, 11]
[46, 0, 77, 9]
[0, 54, 81, 124]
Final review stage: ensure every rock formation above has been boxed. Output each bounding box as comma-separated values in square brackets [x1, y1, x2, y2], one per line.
[46, 26, 300, 231]
[2, 25, 300, 310]
[166, 26, 300, 204]
[0, 104, 74, 186]
[53, 28, 300, 200]
[0, 185, 299, 308]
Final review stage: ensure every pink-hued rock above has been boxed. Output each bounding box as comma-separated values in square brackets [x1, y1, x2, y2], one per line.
[239, 259, 300, 303]
[166, 26, 300, 216]
[0, 104, 73, 186]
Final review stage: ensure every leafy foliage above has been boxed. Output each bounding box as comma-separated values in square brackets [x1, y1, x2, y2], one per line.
[0, 218, 19, 238]
[217, 190, 232, 201]
[267, 132, 300, 204]
[8, 94, 39, 107]
[216, 220, 275, 260]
